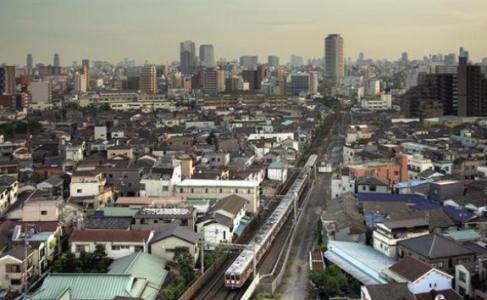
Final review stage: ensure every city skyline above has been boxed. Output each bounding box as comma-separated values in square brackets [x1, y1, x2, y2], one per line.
[1, 0, 487, 65]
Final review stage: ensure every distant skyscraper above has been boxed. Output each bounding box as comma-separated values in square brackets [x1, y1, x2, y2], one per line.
[401, 52, 409, 64]
[82, 59, 90, 90]
[139, 65, 157, 94]
[74, 72, 87, 93]
[444, 53, 457, 66]
[324, 34, 344, 85]
[199, 44, 215, 68]
[358, 52, 365, 63]
[0, 68, 5, 95]
[26, 54, 33, 75]
[240, 56, 258, 70]
[459, 47, 469, 61]
[53, 53, 60, 67]
[267, 56, 280, 67]
[290, 55, 304, 68]
[180, 40, 196, 75]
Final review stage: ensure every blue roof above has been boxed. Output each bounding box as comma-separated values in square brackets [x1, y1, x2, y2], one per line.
[357, 193, 427, 203]
[442, 206, 474, 223]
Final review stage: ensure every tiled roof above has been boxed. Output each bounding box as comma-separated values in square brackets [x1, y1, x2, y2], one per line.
[150, 224, 198, 245]
[398, 233, 474, 259]
[365, 283, 414, 300]
[388, 256, 435, 281]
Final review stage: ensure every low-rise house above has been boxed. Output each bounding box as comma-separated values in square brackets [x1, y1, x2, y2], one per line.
[69, 170, 113, 212]
[69, 229, 153, 259]
[455, 258, 487, 299]
[384, 256, 454, 294]
[202, 152, 230, 167]
[115, 196, 186, 208]
[65, 144, 84, 162]
[149, 225, 199, 262]
[356, 176, 389, 193]
[176, 179, 260, 213]
[36, 175, 64, 197]
[267, 161, 288, 182]
[99, 166, 143, 197]
[373, 218, 430, 258]
[0, 245, 36, 293]
[397, 233, 477, 274]
[196, 195, 248, 249]
[106, 145, 134, 160]
[139, 164, 182, 197]
[133, 207, 196, 230]
[0, 175, 18, 214]
[0, 160, 18, 180]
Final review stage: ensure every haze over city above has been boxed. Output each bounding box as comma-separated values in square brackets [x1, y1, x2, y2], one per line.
[1, 0, 487, 64]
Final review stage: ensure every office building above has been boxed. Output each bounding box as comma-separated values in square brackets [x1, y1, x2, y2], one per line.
[289, 72, 310, 95]
[26, 54, 33, 75]
[202, 68, 225, 96]
[199, 44, 215, 68]
[309, 71, 319, 95]
[180, 40, 196, 75]
[240, 56, 258, 70]
[53, 53, 60, 67]
[0, 68, 5, 95]
[139, 65, 157, 94]
[268, 56, 279, 68]
[325, 34, 344, 85]
[242, 70, 258, 91]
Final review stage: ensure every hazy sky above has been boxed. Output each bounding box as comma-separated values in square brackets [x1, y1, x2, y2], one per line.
[1, 0, 486, 65]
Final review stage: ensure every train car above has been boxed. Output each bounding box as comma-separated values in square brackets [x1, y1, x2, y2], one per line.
[224, 154, 316, 288]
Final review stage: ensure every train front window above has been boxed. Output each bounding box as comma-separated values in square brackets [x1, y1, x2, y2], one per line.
[235, 274, 240, 281]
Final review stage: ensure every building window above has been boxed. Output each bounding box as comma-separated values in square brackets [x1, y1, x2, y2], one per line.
[112, 245, 130, 250]
[41, 210, 48, 215]
[10, 279, 22, 286]
[75, 245, 86, 253]
[370, 185, 376, 191]
[77, 189, 82, 193]
[459, 271, 466, 283]
[5, 264, 21, 273]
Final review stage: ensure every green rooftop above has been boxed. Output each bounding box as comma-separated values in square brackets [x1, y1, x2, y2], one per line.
[29, 252, 168, 300]
[444, 229, 481, 241]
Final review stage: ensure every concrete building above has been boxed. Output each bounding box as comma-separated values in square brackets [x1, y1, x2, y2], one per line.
[2, 66, 16, 95]
[74, 72, 87, 93]
[139, 65, 157, 94]
[360, 94, 392, 111]
[325, 34, 344, 85]
[289, 72, 310, 96]
[28, 81, 52, 104]
[202, 68, 225, 96]
[199, 44, 215, 68]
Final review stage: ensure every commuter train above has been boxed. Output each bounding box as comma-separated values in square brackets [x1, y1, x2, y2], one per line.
[224, 154, 318, 288]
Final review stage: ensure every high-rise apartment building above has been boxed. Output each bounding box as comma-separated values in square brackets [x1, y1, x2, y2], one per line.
[289, 72, 310, 95]
[53, 53, 60, 67]
[139, 65, 157, 94]
[267, 56, 279, 68]
[2, 66, 16, 95]
[324, 34, 344, 85]
[82, 59, 90, 91]
[180, 40, 196, 75]
[26, 54, 33, 75]
[199, 44, 215, 68]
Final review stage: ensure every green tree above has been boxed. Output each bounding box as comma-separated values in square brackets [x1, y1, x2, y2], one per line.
[309, 266, 350, 299]
[159, 276, 186, 300]
[174, 247, 195, 284]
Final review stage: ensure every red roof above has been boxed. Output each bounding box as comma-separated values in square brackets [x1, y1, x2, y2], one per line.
[70, 230, 152, 243]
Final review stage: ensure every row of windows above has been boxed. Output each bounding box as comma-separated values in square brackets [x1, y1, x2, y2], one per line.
[179, 187, 253, 194]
